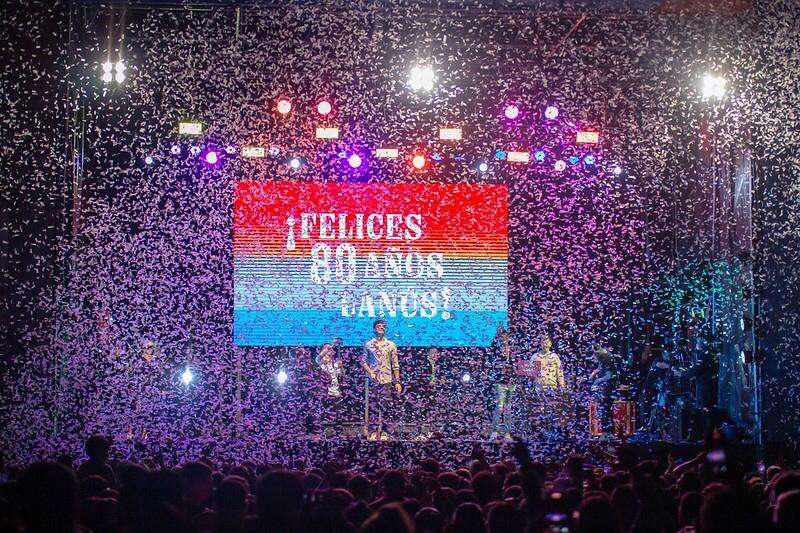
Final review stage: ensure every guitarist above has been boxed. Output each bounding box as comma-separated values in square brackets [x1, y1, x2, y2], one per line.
[362, 319, 402, 440]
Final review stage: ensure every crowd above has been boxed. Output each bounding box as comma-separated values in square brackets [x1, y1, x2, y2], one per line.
[0, 434, 799, 533]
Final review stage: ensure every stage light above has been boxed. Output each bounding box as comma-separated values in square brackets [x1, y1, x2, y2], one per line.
[576, 131, 600, 144]
[241, 146, 265, 158]
[101, 72, 112, 83]
[268, 147, 280, 157]
[181, 367, 194, 385]
[114, 72, 125, 83]
[144, 155, 155, 166]
[315, 127, 339, 139]
[412, 154, 427, 170]
[317, 100, 332, 115]
[431, 153, 443, 162]
[534, 150, 546, 162]
[408, 65, 435, 92]
[115, 60, 125, 73]
[568, 155, 580, 165]
[205, 151, 219, 165]
[612, 164, 623, 175]
[178, 121, 203, 135]
[225, 145, 238, 155]
[170, 144, 181, 156]
[189, 146, 201, 156]
[545, 105, 559, 120]
[290, 157, 302, 170]
[478, 161, 489, 173]
[277, 98, 292, 114]
[102, 61, 112, 73]
[504, 105, 520, 120]
[554, 160, 566, 172]
[376, 148, 399, 158]
[495, 150, 507, 161]
[461, 372, 471, 383]
[277, 369, 288, 385]
[701, 74, 726, 99]
[584, 154, 596, 165]
[508, 151, 530, 163]
[348, 154, 362, 168]
[439, 127, 462, 140]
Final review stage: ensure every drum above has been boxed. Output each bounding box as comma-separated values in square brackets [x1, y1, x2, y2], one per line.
[612, 400, 636, 436]
[589, 400, 636, 437]
[588, 401, 603, 436]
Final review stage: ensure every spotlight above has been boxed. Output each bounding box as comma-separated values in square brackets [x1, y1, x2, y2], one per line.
[701, 74, 726, 99]
[181, 367, 194, 385]
[315, 127, 340, 139]
[534, 150, 546, 162]
[268, 147, 280, 157]
[554, 160, 566, 172]
[431, 153, 443, 162]
[504, 105, 520, 120]
[348, 154, 362, 168]
[115, 60, 125, 73]
[290, 157, 302, 170]
[612, 164, 623, 175]
[241, 146, 265, 158]
[189, 146, 201, 156]
[412, 154, 427, 170]
[508, 151, 530, 164]
[408, 65, 435, 92]
[584, 154, 596, 165]
[178, 121, 203, 135]
[461, 372, 471, 383]
[170, 144, 181, 155]
[277, 98, 292, 114]
[544, 105, 559, 120]
[568, 155, 580, 165]
[576, 131, 600, 144]
[114, 72, 126, 83]
[102, 61, 113, 73]
[494, 150, 507, 161]
[102, 72, 113, 83]
[317, 100, 332, 115]
[277, 369, 288, 385]
[375, 148, 399, 158]
[225, 146, 238, 155]
[144, 155, 155, 166]
[478, 161, 489, 173]
[205, 151, 219, 165]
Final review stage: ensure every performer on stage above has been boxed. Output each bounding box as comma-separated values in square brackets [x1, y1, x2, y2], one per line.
[488, 324, 516, 441]
[589, 344, 618, 437]
[316, 337, 344, 398]
[362, 320, 402, 440]
[531, 334, 566, 393]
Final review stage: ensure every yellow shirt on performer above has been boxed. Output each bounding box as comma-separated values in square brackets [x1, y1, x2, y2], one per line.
[533, 351, 566, 391]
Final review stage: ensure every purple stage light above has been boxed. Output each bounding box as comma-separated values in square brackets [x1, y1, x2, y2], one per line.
[205, 151, 219, 165]
[504, 105, 520, 120]
[554, 160, 566, 172]
[348, 154, 362, 168]
[545, 105, 559, 120]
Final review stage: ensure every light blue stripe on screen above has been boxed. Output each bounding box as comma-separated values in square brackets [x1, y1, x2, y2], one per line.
[233, 309, 508, 347]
